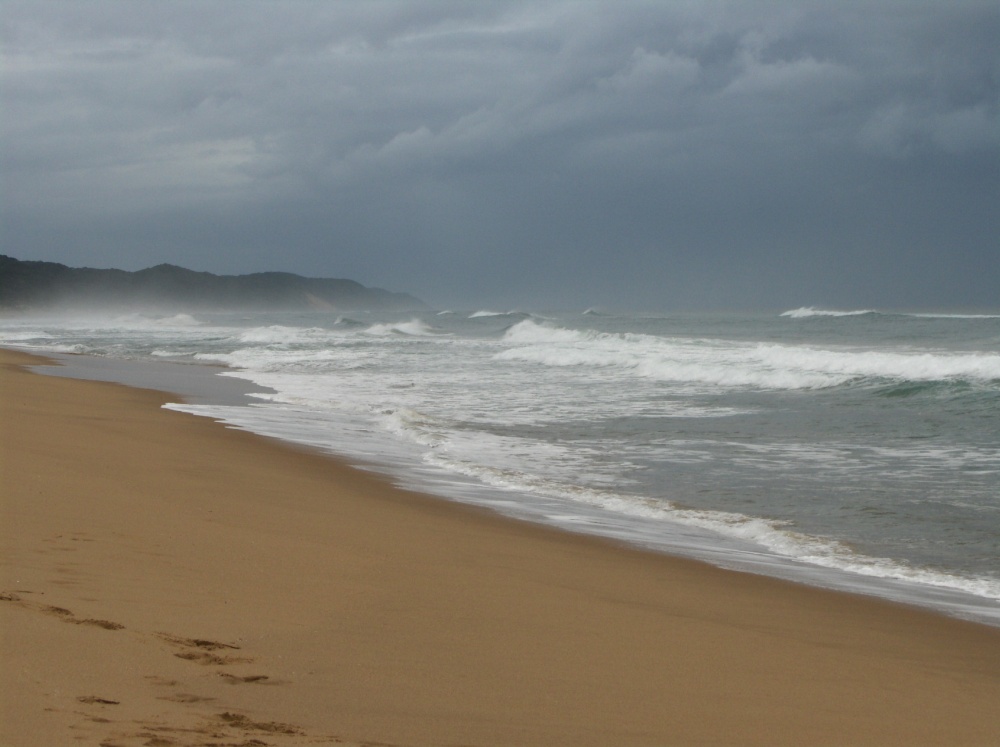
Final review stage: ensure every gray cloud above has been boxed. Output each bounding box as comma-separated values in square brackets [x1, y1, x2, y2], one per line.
[2, 0, 997, 310]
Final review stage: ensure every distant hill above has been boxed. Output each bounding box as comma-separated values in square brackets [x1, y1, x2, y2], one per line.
[0, 255, 426, 312]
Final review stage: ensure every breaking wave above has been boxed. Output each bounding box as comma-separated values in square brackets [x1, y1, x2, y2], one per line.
[469, 310, 531, 320]
[781, 307, 877, 318]
[498, 320, 1000, 390]
[783, 307, 1000, 320]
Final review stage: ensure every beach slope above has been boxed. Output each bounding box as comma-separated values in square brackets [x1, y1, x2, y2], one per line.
[2, 348, 999, 746]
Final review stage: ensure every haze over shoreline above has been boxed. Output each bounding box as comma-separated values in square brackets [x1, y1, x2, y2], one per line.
[0, 255, 426, 312]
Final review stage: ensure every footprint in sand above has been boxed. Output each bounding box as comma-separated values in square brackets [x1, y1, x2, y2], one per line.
[217, 672, 281, 685]
[0, 593, 125, 630]
[217, 711, 303, 735]
[155, 633, 251, 665]
[77, 696, 120, 705]
[43, 603, 124, 630]
[157, 692, 217, 704]
[73, 618, 126, 630]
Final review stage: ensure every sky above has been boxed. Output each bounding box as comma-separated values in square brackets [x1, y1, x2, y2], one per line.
[2, 1, 998, 311]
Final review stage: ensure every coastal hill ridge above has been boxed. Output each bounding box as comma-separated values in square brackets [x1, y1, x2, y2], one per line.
[0, 255, 426, 311]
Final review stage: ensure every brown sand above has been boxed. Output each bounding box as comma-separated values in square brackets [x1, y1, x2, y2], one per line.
[2, 347, 1000, 747]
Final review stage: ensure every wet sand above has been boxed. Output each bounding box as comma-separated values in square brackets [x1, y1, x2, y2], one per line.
[2, 347, 1000, 746]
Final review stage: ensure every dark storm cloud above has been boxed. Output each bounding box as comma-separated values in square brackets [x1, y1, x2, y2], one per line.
[2, 1, 997, 309]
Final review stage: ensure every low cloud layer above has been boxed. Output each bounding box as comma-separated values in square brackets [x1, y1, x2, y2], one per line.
[3, 1, 997, 309]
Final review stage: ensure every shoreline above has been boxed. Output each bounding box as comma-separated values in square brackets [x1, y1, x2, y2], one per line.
[3, 346, 1000, 745]
[39, 345, 1000, 627]
[26, 348, 276, 406]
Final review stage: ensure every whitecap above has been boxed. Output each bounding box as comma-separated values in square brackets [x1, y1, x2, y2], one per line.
[498, 320, 1000, 390]
[781, 307, 877, 318]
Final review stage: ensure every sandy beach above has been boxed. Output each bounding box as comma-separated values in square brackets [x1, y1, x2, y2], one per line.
[2, 347, 1000, 746]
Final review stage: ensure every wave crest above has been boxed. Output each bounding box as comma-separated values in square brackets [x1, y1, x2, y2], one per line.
[499, 320, 1000, 390]
[469, 310, 531, 320]
[782, 307, 1000, 320]
[781, 307, 877, 318]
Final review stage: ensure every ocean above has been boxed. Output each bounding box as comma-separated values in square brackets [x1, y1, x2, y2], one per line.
[3, 306, 999, 625]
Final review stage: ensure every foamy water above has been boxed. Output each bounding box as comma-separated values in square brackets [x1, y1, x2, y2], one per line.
[4, 307, 1000, 624]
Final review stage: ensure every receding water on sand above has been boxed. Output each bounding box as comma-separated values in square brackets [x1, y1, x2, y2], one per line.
[32, 352, 274, 406]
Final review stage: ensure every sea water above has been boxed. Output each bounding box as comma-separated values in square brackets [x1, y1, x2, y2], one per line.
[4, 307, 999, 624]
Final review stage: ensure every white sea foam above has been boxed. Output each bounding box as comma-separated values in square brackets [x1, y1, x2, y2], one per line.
[498, 320, 1000, 389]
[0, 330, 54, 342]
[196, 345, 375, 373]
[781, 307, 877, 318]
[751, 344, 1000, 383]
[783, 307, 1000, 320]
[151, 349, 192, 357]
